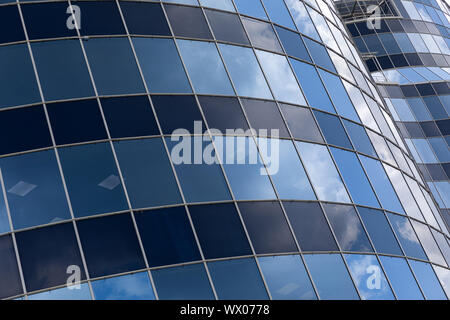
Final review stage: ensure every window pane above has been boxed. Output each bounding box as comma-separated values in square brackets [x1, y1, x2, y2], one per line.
[234, 0, 267, 19]
[280, 104, 324, 143]
[304, 254, 359, 300]
[0, 186, 9, 235]
[114, 138, 181, 208]
[409, 260, 447, 300]
[205, 10, 249, 45]
[92, 272, 155, 300]
[275, 26, 311, 62]
[208, 258, 268, 299]
[199, 96, 249, 132]
[342, 120, 377, 157]
[242, 18, 282, 53]
[28, 283, 91, 300]
[0, 150, 71, 229]
[262, 0, 295, 29]
[241, 99, 289, 137]
[120, 1, 170, 35]
[0, 5, 25, 44]
[199, 0, 235, 12]
[73, 1, 125, 36]
[303, 38, 336, 72]
[433, 265, 450, 298]
[165, 4, 212, 39]
[411, 220, 447, 266]
[189, 203, 252, 259]
[258, 255, 316, 300]
[284, 0, 320, 41]
[314, 111, 352, 149]
[0, 235, 22, 299]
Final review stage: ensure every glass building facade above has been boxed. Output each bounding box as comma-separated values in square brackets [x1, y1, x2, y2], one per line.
[0, 0, 448, 300]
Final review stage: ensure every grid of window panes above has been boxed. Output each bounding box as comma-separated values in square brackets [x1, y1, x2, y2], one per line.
[0, 0, 448, 300]
[335, 0, 400, 21]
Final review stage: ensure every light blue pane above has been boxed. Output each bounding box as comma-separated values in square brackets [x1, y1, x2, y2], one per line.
[234, 0, 267, 19]
[407, 98, 432, 121]
[0, 150, 71, 229]
[152, 264, 215, 300]
[199, 0, 235, 11]
[114, 139, 182, 209]
[0, 44, 40, 108]
[28, 284, 91, 300]
[379, 256, 423, 300]
[290, 59, 334, 113]
[359, 155, 404, 214]
[84, 37, 145, 95]
[439, 95, 450, 115]
[390, 99, 415, 121]
[177, 40, 234, 95]
[342, 120, 377, 157]
[164, 0, 198, 4]
[393, 33, 414, 52]
[219, 43, 272, 99]
[216, 136, 276, 200]
[318, 70, 360, 122]
[296, 142, 350, 203]
[208, 258, 269, 300]
[429, 137, 450, 162]
[284, 0, 320, 40]
[92, 272, 155, 300]
[258, 255, 317, 300]
[344, 254, 394, 300]
[331, 148, 380, 208]
[255, 49, 306, 105]
[32, 40, 94, 101]
[435, 182, 450, 208]
[304, 254, 359, 300]
[262, 0, 295, 29]
[409, 260, 447, 300]
[398, 68, 426, 82]
[303, 38, 336, 72]
[59, 142, 128, 217]
[433, 266, 450, 298]
[133, 38, 191, 93]
[412, 139, 438, 163]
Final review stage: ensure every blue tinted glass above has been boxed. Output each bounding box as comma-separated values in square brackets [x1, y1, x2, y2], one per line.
[208, 258, 268, 300]
[0, 235, 22, 299]
[177, 40, 234, 95]
[258, 255, 317, 300]
[409, 260, 447, 300]
[234, 0, 267, 19]
[32, 40, 94, 101]
[296, 142, 350, 203]
[303, 38, 336, 72]
[323, 203, 373, 252]
[433, 266, 450, 299]
[239, 201, 297, 254]
[73, 1, 125, 36]
[379, 256, 423, 300]
[290, 60, 334, 113]
[331, 148, 380, 207]
[262, 139, 315, 200]
[205, 10, 248, 44]
[284, 0, 320, 41]
[359, 155, 404, 214]
[28, 283, 91, 300]
[219, 44, 272, 99]
[92, 272, 155, 300]
[199, 96, 249, 132]
[342, 120, 377, 157]
[120, 2, 170, 35]
[114, 138, 181, 209]
[133, 38, 191, 93]
[0, 186, 9, 234]
[314, 111, 352, 149]
[189, 203, 252, 259]
[152, 264, 214, 300]
[0, 5, 25, 44]
[304, 254, 359, 300]
[407, 98, 432, 121]
[58, 142, 128, 217]
[262, 0, 295, 29]
[344, 254, 394, 300]
[357, 207, 402, 255]
[275, 26, 311, 62]
[0, 150, 71, 229]
[84, 37, 145, 95]
[199, 0, 235, 11]
[136, 206, 201, 267]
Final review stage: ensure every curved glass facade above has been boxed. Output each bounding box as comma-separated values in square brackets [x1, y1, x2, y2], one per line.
[0, 0, 448, 300]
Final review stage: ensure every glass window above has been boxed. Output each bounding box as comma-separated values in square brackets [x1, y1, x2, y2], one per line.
[284, 0, 320, 41]
[0, 106, 52, 155]
[0, 44, 40, 108]
[28, 283, 91, 300]
[114, 138, 181, 208]
[262, 0, 295, 29]
[189, 203, 252, 259]
[331, 148, 379, 207]
[407, 98, 432, 121]
[275, 26, 311, 62]
[16, 223, 85, 292]
[208, 258, 268, 300]
[280, 104, 324, 143]
[343, 82, 379, 131]
[379, 256, 423, 300]
[323, 203, 373, 252]
[303, 38, 336, 72]
[92, 272, 155, 300]
[283, 201, 338, 251]
[314, 112, 352, 149]
[165, 4, 212, 39]
[32, 40, 94, 101]
[242, 17, 283, 53]
[411, 220, 447, 266]
[177, 40, 234, 95]
[152, 263, 214, 300]
[58, 142, 128, 217]
[239, 201, 297, 254]
[258, 255, 316, 300]
[101, 96, 160, 138]
[205, 10, 249, 45]
[358, 207, 402, 255]
[296, 142, 350, 203]
[219, 44, 272, 99]
[0, 186, 9, 235]
[133, 38, 191, 93]
[433, 265, 450, 298]
[367, 131, 396, 166]
[198, 96, 249, 132]
[342, 120, 377, 157]
[431, 229, 450, 266]
[344, 254, 394, 300]
[359, 155, 404, 214]
[0, 150, 70, 230]
[135, 206, 201, 267]
[77, 213, 145, 278]
[47, 99, 107, 145]
[304, 254, 359, 300]
[84, 37, 145, 95]
[199, 0, 235, 11]
[409, 260, 447, 300]
[0, 5, 25, 44]
[290, 60, 334, 113]
[234, 0, 267, 20]
[0, 235, 22, 299]
[120, 1, 170, 35]
[72, 1, 125, 36]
